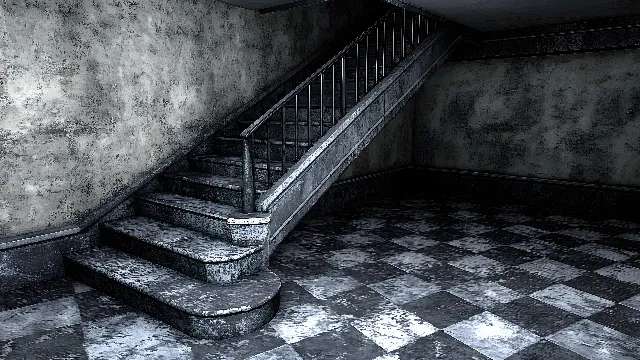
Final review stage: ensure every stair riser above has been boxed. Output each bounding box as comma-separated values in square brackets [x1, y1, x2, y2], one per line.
[135, 199, 269, 246]
[212, 140, 310, 162]
[190, 160, 286, 184]
[64, 258, 280, 339]
[100, 228, 267, 284]
[163, 177, 243, 208]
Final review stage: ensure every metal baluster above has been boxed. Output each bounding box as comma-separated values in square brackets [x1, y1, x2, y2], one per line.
[295, 94, 299, 159]
[392, 12, 396, 64]
[375, 26, 379, 84]
[320, 73, 324, 136]
[281, 106, 285, 175]
[426, 18, 429, 35]
[365, 33, 369, 93]
[241, 138, 255, 213]
[355, 43, 359, 102]
[307, 84, 311, 146]
[266, 120, 271, 185]
[382, 18, 387, 77]
[332, 64, 336, 125]
[417, 15, 421, 43]
[341, 56, 346, 115]
[402, 9, 406, 58]
[411, 13, 415, 48]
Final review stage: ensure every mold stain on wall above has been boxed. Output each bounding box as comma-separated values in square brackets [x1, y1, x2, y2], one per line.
[414, 49, 640, 187]
[0, 0, 368, 238]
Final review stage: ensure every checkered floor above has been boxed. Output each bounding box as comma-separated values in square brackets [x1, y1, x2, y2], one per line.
[2, 195, 640, 359]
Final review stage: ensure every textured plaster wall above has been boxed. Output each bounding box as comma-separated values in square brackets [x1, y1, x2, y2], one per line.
[414, 49, 640, 187]
[340, 96, 415, 180]
[0, 0, 369, 238]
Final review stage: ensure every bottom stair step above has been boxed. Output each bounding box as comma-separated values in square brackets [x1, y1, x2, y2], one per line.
[64, 247, 281, 339]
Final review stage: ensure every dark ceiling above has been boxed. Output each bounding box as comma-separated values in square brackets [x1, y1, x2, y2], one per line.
[219, 0, 640, 31]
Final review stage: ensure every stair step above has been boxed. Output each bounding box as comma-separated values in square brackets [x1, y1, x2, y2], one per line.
[135, 192, 270, 246]
[100, 216, 267, 283]
[211, 136, 311, 162]
[64, 247, 280, 339]
[162, 172, 267, 207]
[190, 155, 291, 184]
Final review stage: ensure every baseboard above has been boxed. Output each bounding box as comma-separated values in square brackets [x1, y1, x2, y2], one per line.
[305, 167, 412, 217]
[413, 166, 640, 221]
[450, 14, 640, 61]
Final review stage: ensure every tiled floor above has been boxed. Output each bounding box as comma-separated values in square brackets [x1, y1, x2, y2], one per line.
[2, 195, 640, 359]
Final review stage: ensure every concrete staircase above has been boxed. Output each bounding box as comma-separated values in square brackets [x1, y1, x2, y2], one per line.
[63, 7, 461, 339]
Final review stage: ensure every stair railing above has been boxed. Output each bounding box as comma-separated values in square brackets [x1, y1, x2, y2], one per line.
[239, 7, 445, 213]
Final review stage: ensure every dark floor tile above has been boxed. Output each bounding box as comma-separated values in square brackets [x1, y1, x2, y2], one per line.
[563, 273, 640, 302]
[0, 324, 87, 360]
[491, 297, 582, 336]
[420, 243, 476, 262]
[368, 226, 421, 241]
[401, 291, 483, 329]
[269, 257, 332, 282]
[279, 281, 324, 309]
[413, 262, 481, 289]
[480, 246, 542, 266]
[292, 325, 384, 360]
[490, 269, 557, 295]
[506, 340, 587, 360]
[0, 278, 74, 312]
[190, 326, 286, 360]
[538, 233, 587, 248]
[521, 220, 572, 232]
[74, 290, 133, 322]
[342, 262, 407, 285]
[548, 249, 616, 271]
[327, 286, 394, 318]
[480, 230, 533, 246]
[588, 304, 640, 338]
[421, 228, 471, 243]
[394, 331, 491, 360]
[597, 237, 640, 253]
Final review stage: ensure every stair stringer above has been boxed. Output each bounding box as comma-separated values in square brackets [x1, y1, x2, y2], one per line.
[256, 25, 463, 253]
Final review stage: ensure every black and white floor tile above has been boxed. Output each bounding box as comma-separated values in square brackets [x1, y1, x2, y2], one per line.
[2, 194, 640, 359]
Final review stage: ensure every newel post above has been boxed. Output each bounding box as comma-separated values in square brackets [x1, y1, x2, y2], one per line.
[241, 138, 256, 213]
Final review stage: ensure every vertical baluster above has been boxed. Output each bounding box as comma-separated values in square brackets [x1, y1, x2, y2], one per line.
[365, 33, 369, 93]
[295, 94, 299, 160]
[402, 8, 406, 58]
[241, 138, 255, 213]
[382, 18, 387, 77]
[341, 56, 346, 115]
[266, 120, 271, 185]
[355, 43, 359, 102]
[281, 106, 285, 175]
[411, 13, 415, 48]
[320, 72, 324, 136]
[332, 64, 336, 125]
[392, 12, 396, 64]
[375, 25, 379, 84]
[307, 84, 311, 146]
[417, 14, 421, 43]
[426, 18, 429, 36]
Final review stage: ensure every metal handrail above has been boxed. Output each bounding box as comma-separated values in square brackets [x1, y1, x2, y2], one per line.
[240, 9, 396, 138]
[239, 7, 444, 213]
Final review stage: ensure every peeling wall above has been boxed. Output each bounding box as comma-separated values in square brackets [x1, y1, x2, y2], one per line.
[414, 49, 640, 187]
[0, 0, 371, 238]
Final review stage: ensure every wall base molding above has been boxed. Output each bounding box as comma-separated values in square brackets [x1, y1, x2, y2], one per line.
[413, 167, 640, 220]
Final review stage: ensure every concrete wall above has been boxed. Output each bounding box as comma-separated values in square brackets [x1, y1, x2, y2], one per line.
[0, 0, 371, 238]
[414, 49, 640, 187]
[340, 97, 415, 180]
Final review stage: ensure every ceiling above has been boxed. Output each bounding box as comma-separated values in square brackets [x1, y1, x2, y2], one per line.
[219, 0, 640, 31]
[392, 0, 640, 31]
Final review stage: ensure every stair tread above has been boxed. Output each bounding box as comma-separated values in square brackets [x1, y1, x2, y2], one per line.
[136, 192, 270, 222]
[102, 216, 262, 263]
[163, 172, 268, 192]
[66, 247, 280, 317]
[214, 136, 311, 147]
[192, 155, 294, 170]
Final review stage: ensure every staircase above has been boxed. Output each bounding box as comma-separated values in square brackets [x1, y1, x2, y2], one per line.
[64, 7, 461, 339]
